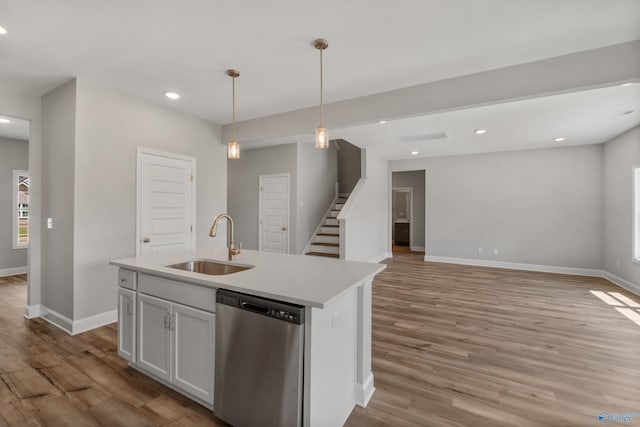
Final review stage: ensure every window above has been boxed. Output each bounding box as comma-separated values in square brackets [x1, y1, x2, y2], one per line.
[635, 166, 640, 262]
[12, 170, 29, 249]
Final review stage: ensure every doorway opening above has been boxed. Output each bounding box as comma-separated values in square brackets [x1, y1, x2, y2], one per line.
[0, 114, 30, 312]
[391, 170, 426, 255]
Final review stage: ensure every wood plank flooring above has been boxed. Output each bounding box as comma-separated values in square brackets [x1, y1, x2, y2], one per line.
[0, 275, 228, 426]
[347, 253, 640, 427]
[2, 256, 640, 426]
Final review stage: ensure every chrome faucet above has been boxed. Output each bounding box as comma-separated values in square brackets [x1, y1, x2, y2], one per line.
[209, 213, 241, 261]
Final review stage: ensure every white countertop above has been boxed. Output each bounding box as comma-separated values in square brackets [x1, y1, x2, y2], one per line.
[110, 248, 386, 308]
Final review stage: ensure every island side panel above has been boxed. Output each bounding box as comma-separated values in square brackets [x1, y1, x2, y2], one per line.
[303, 287, 358, 427]
[355, 278, 375, 406]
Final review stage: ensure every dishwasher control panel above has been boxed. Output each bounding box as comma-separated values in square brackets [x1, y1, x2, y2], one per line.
[216, 289, 305, 325]
[271, 308, 299, 322]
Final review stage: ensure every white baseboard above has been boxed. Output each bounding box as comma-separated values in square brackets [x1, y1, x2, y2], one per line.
[39, 306, 73, 334]
[0, 266, 27, 277]
[31, 305, 117, 335]
[425, 255, 603, 277]
[355, 372, 375, 407]
[423, 255, 640, 297]
[603, 271, 640, 296]
[369, 252, 393, 263]
[72, 309, 117, 335]
[23, 304, 41, 319]
[410, 246, 425, 252]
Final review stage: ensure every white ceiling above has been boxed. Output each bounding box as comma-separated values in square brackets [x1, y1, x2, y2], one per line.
[1, 0, 640, 125]
[0, 115, 30, 140]
[332, 84, 640, 160]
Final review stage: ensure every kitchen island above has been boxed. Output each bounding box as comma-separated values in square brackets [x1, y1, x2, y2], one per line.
[110, 248, 386, 427]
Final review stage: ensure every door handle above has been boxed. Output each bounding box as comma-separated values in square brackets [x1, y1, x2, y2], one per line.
[143, 237, 151, 243]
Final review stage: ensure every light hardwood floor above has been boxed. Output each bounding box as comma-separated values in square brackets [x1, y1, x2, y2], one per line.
[0, 275, 228, 426]
[1, 255, 640, 426]
[348, 253, 640, 426]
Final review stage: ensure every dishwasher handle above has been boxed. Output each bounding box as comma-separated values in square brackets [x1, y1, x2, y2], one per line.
[241, 301, 270, 314]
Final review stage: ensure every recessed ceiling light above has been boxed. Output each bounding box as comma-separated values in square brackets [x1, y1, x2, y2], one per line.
[474, 129, 487, 135]
[621, 82, 635, 87]
[553, 137, 566, 142]
[0, 26, 7, 35]
[0, 118, 11, 124]
[410, 150, 419, 155]
[164, 91, 180, 100]
[379, 120, 387, 124]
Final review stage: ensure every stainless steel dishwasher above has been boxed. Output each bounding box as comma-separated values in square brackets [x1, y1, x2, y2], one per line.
[214, 289, 305, 427]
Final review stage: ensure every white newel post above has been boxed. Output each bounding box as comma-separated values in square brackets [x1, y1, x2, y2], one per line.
[355, 278, 375, 406]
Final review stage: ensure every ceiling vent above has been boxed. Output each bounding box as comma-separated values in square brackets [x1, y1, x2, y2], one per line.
[398, 132, 449, 143]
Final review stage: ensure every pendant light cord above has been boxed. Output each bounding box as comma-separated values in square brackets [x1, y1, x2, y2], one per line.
[320, 47, 324, 128]
[232, 75, 237, 142]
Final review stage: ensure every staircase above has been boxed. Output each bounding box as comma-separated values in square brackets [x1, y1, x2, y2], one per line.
[305, 193, 349, 258]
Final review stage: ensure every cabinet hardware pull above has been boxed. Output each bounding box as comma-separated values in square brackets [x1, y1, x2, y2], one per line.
[126, 301, 133, 315]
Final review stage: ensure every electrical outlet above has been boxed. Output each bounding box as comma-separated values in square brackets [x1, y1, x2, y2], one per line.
[616, 259, 621, 268]
[47, 218, 53, 229]
[493, 248, 499, 255]
[478, 247, 483, 255]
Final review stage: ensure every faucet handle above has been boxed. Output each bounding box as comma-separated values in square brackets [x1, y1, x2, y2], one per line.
[231, 245, 241, 256]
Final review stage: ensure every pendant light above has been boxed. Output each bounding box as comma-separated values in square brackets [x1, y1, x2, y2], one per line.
[314, 38, 329, 149]
[227, 69, 241, 159]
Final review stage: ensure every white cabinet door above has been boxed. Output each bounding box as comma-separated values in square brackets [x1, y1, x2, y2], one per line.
[117, 288, 136, 362]
[138, 293, 172, 382]
[171, 302, 215, 405]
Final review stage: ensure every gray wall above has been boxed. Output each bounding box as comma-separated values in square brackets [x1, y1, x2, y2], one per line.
[73, 78, 227, 320]
[41, 79, 77, 319]
[604, 126, 640, 285]
[391, 144, 604, 269]
[337, 139, 361, 194]
[392, 170, 425, 249]
[0, 136, 29, 270]
[297, 142, 338, 253]
[228, 143, 298, 253]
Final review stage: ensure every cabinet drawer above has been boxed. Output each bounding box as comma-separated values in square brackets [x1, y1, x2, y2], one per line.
[118, 269, 137, 290]
[138, 274, 216, 313]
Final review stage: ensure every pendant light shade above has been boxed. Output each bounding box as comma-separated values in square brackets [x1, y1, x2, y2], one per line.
[227, 69, 240, 159]
[315, 127, 328, 149]
[227, 141, 240, 159]
[314, 38, 329, 149]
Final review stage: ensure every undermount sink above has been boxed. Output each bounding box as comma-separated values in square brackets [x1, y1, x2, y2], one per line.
[166, 260, 253, 275]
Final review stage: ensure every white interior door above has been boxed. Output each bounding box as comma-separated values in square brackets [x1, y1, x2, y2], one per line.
[138, 148, 196, 256]
[259, 174, 289, 253]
